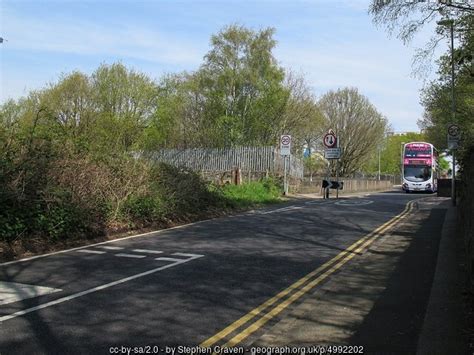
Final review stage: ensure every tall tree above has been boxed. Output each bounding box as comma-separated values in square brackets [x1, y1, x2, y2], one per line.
[198, 24, 289, 147]
[318, 88, 389, 176]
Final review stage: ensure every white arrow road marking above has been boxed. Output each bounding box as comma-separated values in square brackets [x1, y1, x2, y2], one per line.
[0, 282, 62, 306]
[0, 254, 204, 323]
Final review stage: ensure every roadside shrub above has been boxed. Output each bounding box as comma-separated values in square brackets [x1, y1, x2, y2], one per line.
[152, 163, 226, 219]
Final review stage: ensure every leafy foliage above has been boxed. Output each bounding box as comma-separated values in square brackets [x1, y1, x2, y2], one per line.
[318, 88, 389, 176]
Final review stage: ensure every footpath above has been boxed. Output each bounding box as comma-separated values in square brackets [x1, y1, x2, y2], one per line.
[416, 202, 469, 355]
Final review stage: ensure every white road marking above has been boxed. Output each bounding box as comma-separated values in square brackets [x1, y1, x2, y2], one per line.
[155, 257, 185, 262]
[115, 253, 146, 259]
[304, 200, 333, 205]
[0, 219, 210, 266]
[77, 250, 106, 255]
[260, 206, 303, 215]
[172, 253, 204, 258]
[132, 249, 163, 254]
[98, 246, 124, 251]
[335, 200, 374, 206]
[0, 282, 62, 306]
[0, 254, 204, 322]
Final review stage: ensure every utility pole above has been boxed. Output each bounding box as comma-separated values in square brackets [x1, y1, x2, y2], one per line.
[438, 18, 457, 206]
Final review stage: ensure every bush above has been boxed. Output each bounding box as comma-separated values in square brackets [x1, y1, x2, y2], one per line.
[150, 163, 226, 219]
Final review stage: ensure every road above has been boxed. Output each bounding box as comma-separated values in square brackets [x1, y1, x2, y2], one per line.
[0, 191, 449, 354]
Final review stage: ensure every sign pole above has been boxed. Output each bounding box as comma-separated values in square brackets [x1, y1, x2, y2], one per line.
[447, 124, 460, 206]
[452, 149, 456, 206]
[279, 134, 291, 196]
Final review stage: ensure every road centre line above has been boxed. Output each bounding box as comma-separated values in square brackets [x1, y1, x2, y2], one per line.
[132, 249, 163, 254]
[155, 257, 187, 262]
[172, 252, 202, 258]
[0, 254, 204, 323]
[200, 201, 414, 348]
[115, 253, 146, 259]
[77, 250, 106, 255]
[260, 206, 303, 215]
[98, 246, 124, 250]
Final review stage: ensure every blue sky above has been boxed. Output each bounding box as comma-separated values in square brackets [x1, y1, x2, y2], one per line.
[0, 0, 444, 132]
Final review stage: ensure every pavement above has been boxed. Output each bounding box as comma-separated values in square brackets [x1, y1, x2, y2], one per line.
[416, 202, 469, 355]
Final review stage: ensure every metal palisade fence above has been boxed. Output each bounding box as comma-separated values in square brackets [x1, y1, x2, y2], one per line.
[143, 146, 304, 178]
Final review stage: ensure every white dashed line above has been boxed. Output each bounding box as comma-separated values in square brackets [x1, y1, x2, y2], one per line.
[77, 250, 106, 255]
[260, 206, 303, 215]
[98, 246, 124, 250]
[115, 253, 146, 259]
[172, 253, 204, 258]
[132, 249, 163, 254]
[155, 257, 185, 262]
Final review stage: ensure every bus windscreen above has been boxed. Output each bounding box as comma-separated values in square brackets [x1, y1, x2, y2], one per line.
[404, 165, 432, 182]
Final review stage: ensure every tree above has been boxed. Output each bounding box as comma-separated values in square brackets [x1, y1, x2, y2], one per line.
[197, 24, 289, 147]
[318, 88, 389, 176]
[303, 153, 326, 182]
[364, 132, 426, 175]
[419, 14, 474, 150]
[369, 0, 473, 75]
[89, 63, 159, 154]
[281, 71, 325, 155]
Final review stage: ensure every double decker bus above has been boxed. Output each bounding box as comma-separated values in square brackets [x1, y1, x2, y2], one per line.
[402, 142, 438, 193]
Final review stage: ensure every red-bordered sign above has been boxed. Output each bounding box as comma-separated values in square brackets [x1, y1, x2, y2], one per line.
[323, 132, 337, 148]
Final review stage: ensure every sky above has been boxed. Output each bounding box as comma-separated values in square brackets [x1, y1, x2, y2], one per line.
[0, 0, 446, 132]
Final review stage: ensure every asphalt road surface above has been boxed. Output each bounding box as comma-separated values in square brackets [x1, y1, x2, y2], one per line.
[0, 191, 448, 354]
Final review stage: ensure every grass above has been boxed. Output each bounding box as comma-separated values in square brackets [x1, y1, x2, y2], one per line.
[222, 179, 282, 208]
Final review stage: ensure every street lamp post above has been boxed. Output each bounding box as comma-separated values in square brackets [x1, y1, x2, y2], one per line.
[438, 18, 456, 206]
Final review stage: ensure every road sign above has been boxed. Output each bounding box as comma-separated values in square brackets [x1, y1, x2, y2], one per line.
[323, 132, 337, 148]
[322, 180, 343, 190]
[280, 135, 291, 156]
[448, 124, 460, 137]
[447, 124, 460, 149]
[324, 147, 341, 159]
[448, 135, 459, 149]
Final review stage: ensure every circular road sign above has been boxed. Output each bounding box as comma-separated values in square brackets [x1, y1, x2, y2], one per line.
[448, 124, 460, 137]
[281, 135, 291, 146]
[323, 132, 337, 148]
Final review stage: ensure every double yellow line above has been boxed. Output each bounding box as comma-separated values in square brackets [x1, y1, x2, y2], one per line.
[200, 200, 416, 348]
